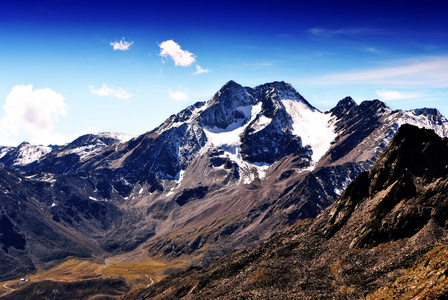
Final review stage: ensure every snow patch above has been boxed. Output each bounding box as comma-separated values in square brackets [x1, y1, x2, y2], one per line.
[251, 115, 272, 133]
[13, 144, 52, 166]
[0, 147, 12, 159]
[281, 99, 336, 162]
[97, 132, 136, 142]
[203, 103, 262, 147]
[89, 196, 99, 201]
[203, 102, 272, 183]
[175, 170, 186, 183]
[395, 110, 448, 138]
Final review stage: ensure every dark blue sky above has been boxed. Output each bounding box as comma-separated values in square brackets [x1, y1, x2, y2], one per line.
[1, 0, 447, 145]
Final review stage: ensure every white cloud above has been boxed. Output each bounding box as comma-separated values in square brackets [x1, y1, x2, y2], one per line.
[89, 84, 132, 99]
[0, 85, 67, 140]
[169, 90, 188, 101]
[194, 64, 210, 75]
[375, 90, 422, 101]
[110, 38, 134, 51]
[0, 85, 101, 146]
[311, 57, 448, 88]
[159, 40, 196, 67]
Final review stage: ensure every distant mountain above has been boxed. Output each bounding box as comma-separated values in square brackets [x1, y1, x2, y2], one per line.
[0, 81, 447, 286]
[22, 132, 135, 174]
[0, 132, 135, 174]
[131, 124, 448, 299]
[0, 142, 54, 170]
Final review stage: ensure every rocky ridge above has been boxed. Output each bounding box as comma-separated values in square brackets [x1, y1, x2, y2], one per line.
[0, 81, 447, 285]
[131, 124, 448, 299]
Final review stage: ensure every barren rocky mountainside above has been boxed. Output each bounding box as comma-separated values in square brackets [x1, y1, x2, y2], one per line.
[0, 81, 447, 290]
[131, 124, 448, 299]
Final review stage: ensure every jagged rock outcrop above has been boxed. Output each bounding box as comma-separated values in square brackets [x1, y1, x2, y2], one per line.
[131, 125, 448, 299]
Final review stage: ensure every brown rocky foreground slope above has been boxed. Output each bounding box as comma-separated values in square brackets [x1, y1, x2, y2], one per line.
[130, 124, 448, 299]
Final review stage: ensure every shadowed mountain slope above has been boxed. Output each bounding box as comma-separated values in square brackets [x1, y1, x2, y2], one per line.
[131, 125, 448, 299]
[1, 81, 448, 285]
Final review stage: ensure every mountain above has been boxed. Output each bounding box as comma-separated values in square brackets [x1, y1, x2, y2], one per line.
[0, 81, 447, 289]
[0, 132, 134, 174]
[22, 132, 135, 174]
[0, 142, 54, 171]
[131, 124, 448, 299]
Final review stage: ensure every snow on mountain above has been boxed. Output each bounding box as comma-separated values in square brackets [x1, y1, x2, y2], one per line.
[396, 108, 448, 137]
[56, 132, 136, 162]
[0, 146, 13, 159]
[97, 132, 136, 143]
[203, 102, 266, 181]
[281, 99, 336, 163]
[3, 80, 448, 286]
[0, 142, 53, 168]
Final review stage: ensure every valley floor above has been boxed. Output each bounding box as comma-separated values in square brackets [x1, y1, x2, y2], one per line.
[0, 250, 186, 299]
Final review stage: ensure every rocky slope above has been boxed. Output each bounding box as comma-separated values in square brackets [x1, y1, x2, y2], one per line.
[0, 81, 448, 284]
[131, 124, 448, 299]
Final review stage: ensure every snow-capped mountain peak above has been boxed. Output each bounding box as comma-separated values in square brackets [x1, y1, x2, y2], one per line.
[0, 142, 53, 168]
[2, 81, 448, 285]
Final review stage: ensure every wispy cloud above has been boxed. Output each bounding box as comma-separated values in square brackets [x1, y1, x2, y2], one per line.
[159, 40, 195, 67]
[110, 38, 134, 51]
[375, 89, 422, 101]
[243, 62, 277, 67]
[169, 90, 188, 101]
[230, 45, 260, 50]
[194, 64, 210, 75]
[89, 84, 132, 99]
[312, 57, 448, 88]
[309, 27, 390, 38]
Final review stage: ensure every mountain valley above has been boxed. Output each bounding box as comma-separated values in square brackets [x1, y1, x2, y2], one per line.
[0, 81, 448, 298]
[132, 124, 448, 299]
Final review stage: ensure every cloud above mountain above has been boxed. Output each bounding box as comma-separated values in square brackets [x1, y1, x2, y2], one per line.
[0, 85, 73, 145]
[195, 64, 210, 75]
[110, 38, 134, 51]
[312, 56, 448, 88]
[376, 89, 421, 100]
[159, 40, 196, 67]
[169, 90, 188, 101]
[89, 84, 132, 99]
[1, 85, 66, 135]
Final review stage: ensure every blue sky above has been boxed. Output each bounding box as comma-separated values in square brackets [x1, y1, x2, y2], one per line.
[1, 0, 447, 146]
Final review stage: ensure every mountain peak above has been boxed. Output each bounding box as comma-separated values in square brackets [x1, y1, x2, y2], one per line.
[410, 107, 447, 125]
[337, 96, 356, 108]
[210, 80, 253, 108]
[222, 79, 241, 88]
[250, 81, 317, 115]
[330, 96, 357, 117]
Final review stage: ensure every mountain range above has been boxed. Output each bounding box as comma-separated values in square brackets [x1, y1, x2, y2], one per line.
[0, 81, 448, 297]
[131, 124, 448, 299]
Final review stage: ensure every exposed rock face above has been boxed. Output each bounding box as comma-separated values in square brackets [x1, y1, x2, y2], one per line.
[1, 81, 448, 284]
[131, 125, 448, 299]
[0, 168, 121, 281]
